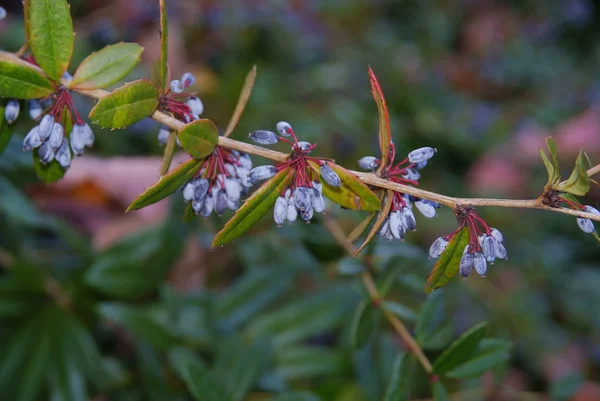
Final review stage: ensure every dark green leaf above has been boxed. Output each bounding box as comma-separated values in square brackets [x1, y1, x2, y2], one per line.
[28, 0, 74, 81]
[158, 0, 169, 92]
[138, 343, 175, 401]
[89, 79, 158, 129]
[33, 150, 66, 183]
[383, 353, 410, 401]
[351, 300, 376, 349]
[425, 227, 469, 293]
[270, 393, 321, 401]
[0, 51, 55, 98]
[178, 119, 219, 159]
[550, 372, 584, 401]
[432, 382, 449, 401]
[416, 290, 453, 350]
[368, 67, 391, 173]
[70, 43, 143, 89]
[446, 338, 512, 379]
[223, 65, 257, 137]
[127, 158, 203, 211]
[0, 176, 45, 227]
[557, 149, 590, 196]
[213, 167, 291, 247]
[168, 348, 230, 401]
[274, 346, 342, 380]
[383, 300, 417, 322]
[432, 322, 487, 374]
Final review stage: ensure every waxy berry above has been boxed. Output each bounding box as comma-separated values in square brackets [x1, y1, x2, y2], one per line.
[408, 147, 437, 164]
[5, 100, 19, 124]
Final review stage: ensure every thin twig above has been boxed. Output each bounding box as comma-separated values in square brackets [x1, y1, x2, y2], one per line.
[75, 87, 600, 222]
[322, 215, 433, 374]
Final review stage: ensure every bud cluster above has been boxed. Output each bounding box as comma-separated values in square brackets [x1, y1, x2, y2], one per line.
[158, 72, 204, 145]
[551, 193, 600, 236]
[429, 206, 507, 279]
[359, 143, 438, 241]
[248, 121, 341, 224]
[182, 148, 252, 217]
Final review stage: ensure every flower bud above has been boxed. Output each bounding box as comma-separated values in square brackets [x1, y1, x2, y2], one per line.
[379, 218, 390, 237]
[495, 241, 508, 259]
[38, 142, 55, 164]
[70, 124, 86, 156]
[276, 121, 292, 137]
[82, 123, 95, 147]
[183, 181, 196, 202]
[48, 123, 64, 150]
[293, 186, 311, 212]
[239, 153, 252, 170]
[285, 188, 292, 199]
[312, 181, 323, 194]
[215, 189, 227, 216]
[459, 253, 474, 278]
[320, 164, 341, 187]
[399, 207, 416, 231]
[225, 163, 236, 177]
[300, 204, 314, 222]
[481, 235, 496, 263]
[577, 217, 595, 234]
[473, 252, 487, 276]
[39, 114, 55, 140]
[274, 196, 287, 226]
[0, 7, 6, 20]
[286, 200, 298, 222]
[311, 187, 326, 213]
[408, 147, 436, 164]
[192, 197, 204, 214]
[28, 100, 42, 120]
[55, 138, 71, 169]
[186, 96, 204, 116]
[584, 205, 600, 216]
[490, 227, 503, 243]
[248, 165, 277, 182]
[170, 79, 184, 93]
[224, 178, 241, 202]
[402, 168, 420, 181]
[415, 199, 437, 218]
[201, 195, 214, 217]
[194, 179, 209, 204]
[358, 156, 379, 170]
[415, 161, 428, 169]
[429, 237, 448, 259]
[23, 126, 43, 150]
[389, 211, 405, 240]
[5, 100, 19, 124]
[227, 198, 239, 211]
[297, 141, 312, 152]
[236, 167, 251, 187]
[181, 72, 195, 88]
[249, 130, 279, 145]
[158, 127, 170, 145]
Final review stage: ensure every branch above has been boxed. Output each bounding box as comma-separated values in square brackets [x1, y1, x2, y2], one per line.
[75, 87, 600, 223]
[322, 215, 434, 374]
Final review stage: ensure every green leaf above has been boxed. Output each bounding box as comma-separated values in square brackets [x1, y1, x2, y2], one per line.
[158, 0, 169, 92]
[70, 43, 143, 89]
[33, 150, 66, 183]
[178, 119, 219, 159]
[354, 189, 392, 256]
[383, 300, 417, 322]
[274, 346, 342, 380]
[557, 149, 590, 196]
[368, 67, 391, 173]
[310, 161, 381, 212]
[0, 51, 55, 98]
[168, 348, 230, 401]
[89, 79, 158, 129]
[351, 300, 377, 349]
[446, 338, 512, 378]
[223, 65, 257, 138]
[270, 392, 321, 401]
[213, 167, 291, 247]
[98, 302, 180, 349]
[550, 372, 584, 401]
[127, 158, 203, 211]
[138, 343, 175, 401]
[416, 290, 453, 350]
[383, 353, 410, 401]
[27, 0, 74, 82]
[432, 382, 449, 401]
[425, 227, 469, 293]
[432, 322, 488, 374]
[539, 137, 561, 184]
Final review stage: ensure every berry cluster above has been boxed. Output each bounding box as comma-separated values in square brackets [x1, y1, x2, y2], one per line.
[158, 72, 204, 145]
[358, 143, 438, 241]
[429, 206, 507, 278]
[182, 149, 252, 217]
[248, 121, 341, 224]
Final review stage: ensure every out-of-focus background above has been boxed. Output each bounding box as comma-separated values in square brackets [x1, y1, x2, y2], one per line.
[1, 0, 600, 400]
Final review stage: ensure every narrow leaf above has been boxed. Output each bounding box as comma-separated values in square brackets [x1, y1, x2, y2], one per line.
[546, 137, 559, 168]
[557, 149, 590, 196]
[158, 0, 169, 92]
[309, 160, 380, 211]
[127, 158, 203, 211]
[432, 382, 449, 401]
[28, 0, 74, 81]
[383, 301, 417, 322]
[383, 353, 410, 401]
[351, 300, 376, 349]
[347, 212, 376, 243]
[416, 290, 453, 350]
[539, 148, 558, 185]
[70, 43, 143, 89]
[432, 322, 488, 374]
[168, 348, 229, 401]
[0, 51, 54, 99]
[354, 189, 393, 256]
[212, 167, 291, 247]
[446, 338, 512, 379]
[223, 65, 257, 137]
[368, 67, 391, 173]
[89, 79, 158, 129]
[178, 119, 219, 159]
[425, 227, 469, 293]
